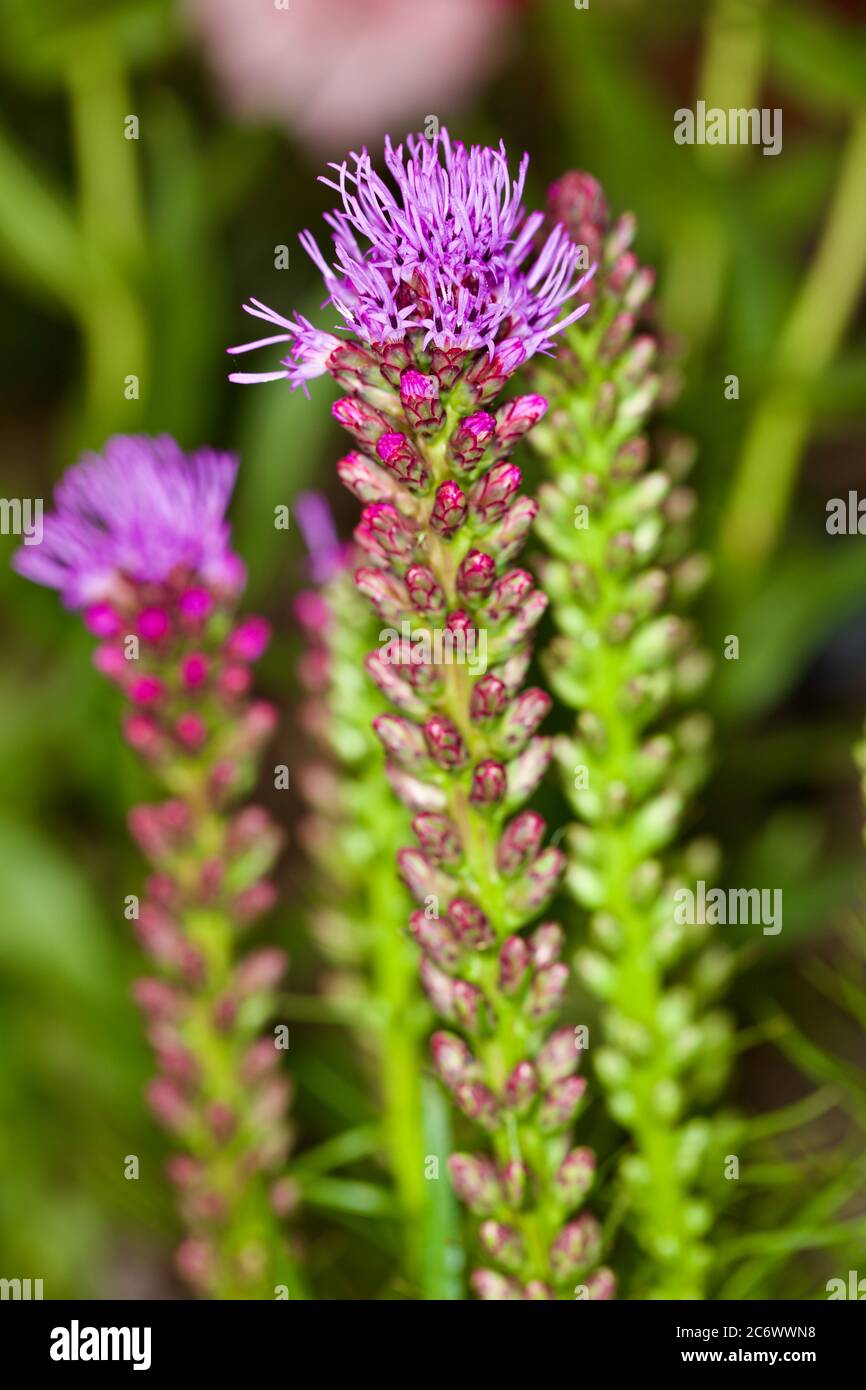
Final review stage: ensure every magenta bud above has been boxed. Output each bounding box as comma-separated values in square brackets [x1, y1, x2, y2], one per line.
[470, 759, 506, 804]
[465, 337, 527, 402]
[234, 947, 287, 996]
[181, 653, 208, 689]
[456, 549, 496, 599]
[538, 1075, 588, 1133]
[531, 922, 565, 968]
[179, 586, 213, 624]
[165, 1154, 201, 1189]
[326, 340, 377, 389]
[448, 411, 496, 471]
[499, 934, 532, 994]
[538, 1027, 581, 1088]
[554, 1147, 596, 1206]
[131, 978, 183, 1020]
[399, 849, 456, 909]
[608, 249, 639, 294]
[495, 394, 548, 449]
[147, 1077, 191, 1134]
[376, 432, 429, 490]
[241, 1036, 280, 1084]
[332, 394, 389, 445]
[430, 343, 467, 390]
[585, 1267, 617, 1300]
[337, 450, 396, 503]
[479, 1220, 525, 1271]
[424, 714, 467, 769]
[130, 674, 164, 706]
[507, 847, 566, 920]
[420, 956, 457, 1018]
[365, 650, 427, 716]
[497, 811, 546, 875]
[410, 910, 462, 970]
[524, 1281, 555, 1300]
[504, 1060, 538, 1113]
[226, 616, 271, 662]
[205, 1101, 236, 1145]
[508, 588, 548, 644]
[550, 1213, 603, 1279]
[470, 674, 507, 722]
[501, 688, 552, 753]
[373, 713, 428, 769]
[175, 713, 207, 749]
[470, 1269, 522, 1301]
[486, 496, 538, 563]
[175, 1239, 214, 1291]
[447, 898, 494, 950]
[355, 503, 414, 563]
[507, 737, 553, 803]
[547, 171, 609, 251]
[412, 812, 462, 866]
[400, 369, 445, 434]
[454, 979, 487, 1035]
[354, 566, 408, 619]
[404, 563, 445, 613]
[138, 607, 171, 642]
[385, 762, 448, 813]
[526, 961, 569, 1022]
[470, 461, 521, 525]
[486, 568, 534, 621]
[430, 480, 467, 535]
[233, 879, 278, 924]
[431, 1030, 477, 1090]
[85, 602, 122, 638]
[454, 1080, 500, 1131]
[375, 338, 412, 387]
[448, 1154, 501, 1214]
[501, 1160, 528, 1208]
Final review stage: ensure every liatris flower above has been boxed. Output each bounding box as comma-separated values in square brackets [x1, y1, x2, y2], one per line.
[527, 175, 732, 1298]
[13, 435, 301, 1299]
[230, 130, 613, 1299]
[294, 494, 448, 1293]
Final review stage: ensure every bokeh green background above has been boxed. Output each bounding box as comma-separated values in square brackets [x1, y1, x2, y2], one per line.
[1, 0, 865, 1297]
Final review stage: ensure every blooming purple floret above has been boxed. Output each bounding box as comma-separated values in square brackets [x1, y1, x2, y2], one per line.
[13, 435, 242, 608]
[228, 128, 590, 389]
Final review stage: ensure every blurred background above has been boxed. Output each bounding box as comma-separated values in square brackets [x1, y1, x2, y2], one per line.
[1, 0, 865, 1298]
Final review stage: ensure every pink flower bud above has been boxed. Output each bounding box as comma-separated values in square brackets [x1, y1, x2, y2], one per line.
[385, 762, 447, 813]
[553, 1147, 596, 1206]
[181, 653, 209, 688]
[206, 1101, 236, 1145]
[337, 450, 396, 504]
[538, 1075, 587, 1134]
[495, 394, 548, 449]
[507, 736, 552, 803]
[456, 549, 496, 598]
[400, 369, 444, 434]
[410, 910, 462, 971]
[531, 922, 564, 968]
[448, 1153, 501, 1214]
[179, 586, 214, 624]
[448, 411, 496, 471]
[585, 1267, 617, 1300]
[465, 337, 526, 402]
[241, 1036, 280, 1084]
[234, 947, 287, 996]
[497, 811, 546, 875]
[404, 563, 445, 613]
[501, 688, 552, 752]
[332, 395, 389, 446]
[470, 1269, 522, 1301]
[470, 674, 507, 721]
[355, 502, 414, 562]
[550, 1213, 603, 1279]
[398, 848, 453, 904]
[130, 675, 164, 706]
[445, 900, 493, 955]
[123, 713, 164, 758]
[269, 1177, 301, 1217]
[424, 714, 467, 769]
[454, 1080, 500, 1130]
[504, 1061, 538, 1113]
[85, 602, 122, 638]
[93, 643, 127, 680]
[470, 461, 521, 525]
[486, 568, 534, 621]
[412, 813, 462, 866]
[501, 1160, 528, 1208]
[175, 1239, 214, 1290]
[486, 495, 538, 563]
[226, 616, 271, 662]
[507, 847, 566, 921]
[499, 934, 532, 994]
[165, 1154, 201, 1189]
[147, 1076, 191, 1133]
[218, 663, 252, 698]
[430, 480, 467, 535]
[419, 955, 457, 1018]
[376, 432, 429, 491]
[479, 1220, 525, 1271]
[138, 607, 171, 642]
[175, 713, 207, 749]
[431, 1030, 477, 1090]
[131, 978, 184, 1020]
[374, 713, 428, 769]
[470, 759, 506, 804]
[354, 566, 409, 619]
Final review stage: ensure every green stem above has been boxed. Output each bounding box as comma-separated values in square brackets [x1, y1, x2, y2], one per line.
[718, 107, 866, 596]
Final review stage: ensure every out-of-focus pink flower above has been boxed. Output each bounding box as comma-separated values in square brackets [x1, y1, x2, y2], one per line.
[185, 0, 514, 152]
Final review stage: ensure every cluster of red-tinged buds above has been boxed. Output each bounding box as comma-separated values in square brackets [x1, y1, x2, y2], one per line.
[85, 569, 275, 781]
[130, 787, 293, 1294]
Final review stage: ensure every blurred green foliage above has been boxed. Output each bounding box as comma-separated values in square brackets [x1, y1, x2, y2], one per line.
[1, 0, 865, 1297]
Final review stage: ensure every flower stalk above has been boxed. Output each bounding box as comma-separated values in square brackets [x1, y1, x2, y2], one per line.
[232, 130, 613, 1299]
[526, 174, 732, 1298]
[14, 436, 302, 1299]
